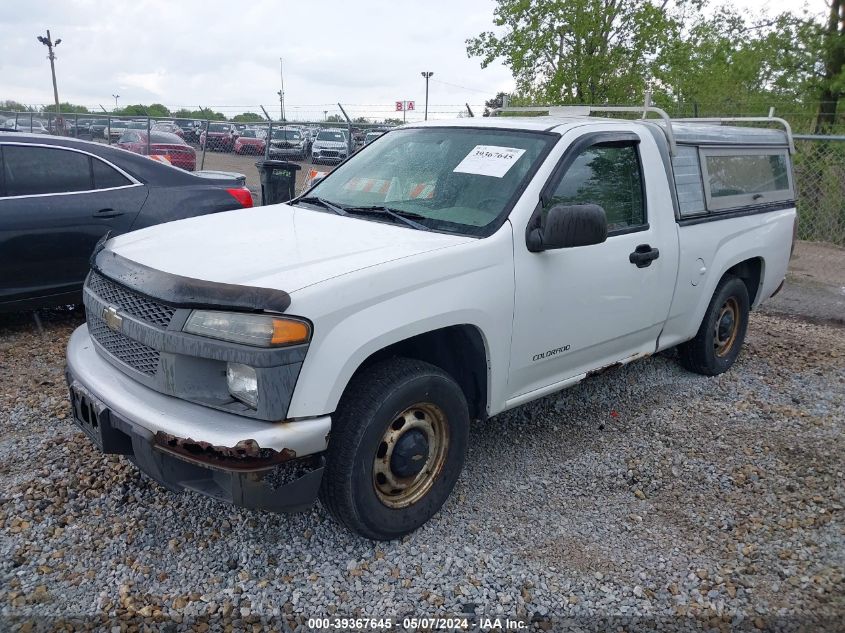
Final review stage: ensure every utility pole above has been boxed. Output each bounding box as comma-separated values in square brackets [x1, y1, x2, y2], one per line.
[420, 71, 433, 121]
[37, 30, 62, 130]
[112, 94, 120, 111]
[278, 57, 285, 122]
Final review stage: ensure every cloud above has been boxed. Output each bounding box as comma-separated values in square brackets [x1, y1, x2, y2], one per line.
[0, 0, 514, 121]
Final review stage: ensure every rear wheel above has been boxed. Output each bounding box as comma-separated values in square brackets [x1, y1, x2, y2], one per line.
[319, 358, 469, 540]
[679, 275, 750, 376]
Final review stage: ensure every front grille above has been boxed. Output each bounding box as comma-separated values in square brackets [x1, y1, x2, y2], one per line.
[87, 315, 160, 376]
[321, 150, 339, 157]
[87, 271, 176, 328]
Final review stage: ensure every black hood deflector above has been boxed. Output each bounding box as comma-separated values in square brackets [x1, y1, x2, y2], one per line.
[91, 246, 291, 314]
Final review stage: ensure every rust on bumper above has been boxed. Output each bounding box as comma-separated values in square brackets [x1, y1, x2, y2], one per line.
[154, 431, 296, 472]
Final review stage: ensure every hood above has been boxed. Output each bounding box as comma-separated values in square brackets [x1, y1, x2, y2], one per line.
[106, 204, 473, 294]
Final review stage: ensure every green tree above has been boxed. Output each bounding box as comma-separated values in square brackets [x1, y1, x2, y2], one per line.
[1, 99, 35, 112]
[467, 0, 673, 104]
[815, 0, 844, 131]
[232, 112, 265, 122]
[483, 91, 508, 116]
[171, 107, 226, 121]
[325, 114, 344, 123]
[48, 102, 90, 114]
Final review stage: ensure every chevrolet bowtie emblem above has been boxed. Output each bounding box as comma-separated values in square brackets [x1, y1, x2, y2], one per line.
[102, 306, 123, 331]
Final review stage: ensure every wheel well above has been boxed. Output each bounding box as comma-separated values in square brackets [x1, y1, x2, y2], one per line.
[353, 325, 489, 421]
[724, 257, 763, 305]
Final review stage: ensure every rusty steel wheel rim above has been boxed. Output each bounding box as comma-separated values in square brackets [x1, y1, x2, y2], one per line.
[714, 297, 740, 357]
[373, 402, 450, 509]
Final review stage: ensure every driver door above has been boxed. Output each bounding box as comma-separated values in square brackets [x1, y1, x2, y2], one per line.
[506, 130, 679, 404]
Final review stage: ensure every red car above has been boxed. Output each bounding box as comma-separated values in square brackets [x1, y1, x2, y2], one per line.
[116, 131, 197, 171]
[199, 122, 238, 152]
[233, 129, 266, 155]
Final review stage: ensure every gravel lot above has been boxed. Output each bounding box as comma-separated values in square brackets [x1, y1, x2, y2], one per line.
[1, 246, 843, 632]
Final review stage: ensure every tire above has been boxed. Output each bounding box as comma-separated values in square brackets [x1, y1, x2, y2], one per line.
[319, 357, 469, 540]
[679, 275, 750, 376]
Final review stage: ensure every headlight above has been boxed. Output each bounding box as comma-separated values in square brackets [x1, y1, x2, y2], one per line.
[226, 362, 258, 408]
[183, 311, 310, 347]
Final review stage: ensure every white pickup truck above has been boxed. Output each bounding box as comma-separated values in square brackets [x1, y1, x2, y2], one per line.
[66, 108, 797, 539]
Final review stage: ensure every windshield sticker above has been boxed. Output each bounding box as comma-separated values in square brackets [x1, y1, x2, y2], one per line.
[453, 145, 527, 178]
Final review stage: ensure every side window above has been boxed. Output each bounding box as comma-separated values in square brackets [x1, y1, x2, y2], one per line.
[92, 158, 131, 189]
[701, 149, 793, 211]
[672, 145, 706, 217]
[2, 145, 92, 196]
[548, 141, 645, 232]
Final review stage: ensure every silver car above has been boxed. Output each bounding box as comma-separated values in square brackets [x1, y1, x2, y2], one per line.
[311, 129, 349, 164]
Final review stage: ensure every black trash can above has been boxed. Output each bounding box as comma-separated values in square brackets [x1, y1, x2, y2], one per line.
[255, 160, 302, 205]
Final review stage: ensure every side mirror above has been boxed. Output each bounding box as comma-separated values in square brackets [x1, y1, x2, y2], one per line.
[526, 203, 608, 252]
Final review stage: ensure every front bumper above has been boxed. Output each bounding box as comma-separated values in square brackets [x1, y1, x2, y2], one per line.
[66, 326, 330, 513]
[269, 145, 306, 157]
[311, 148, 347, 161]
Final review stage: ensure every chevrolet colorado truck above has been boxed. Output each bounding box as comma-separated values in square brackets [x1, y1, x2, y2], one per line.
[66, 107, 797, 539]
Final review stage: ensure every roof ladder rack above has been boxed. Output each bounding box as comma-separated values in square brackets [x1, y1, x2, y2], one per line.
[490, 96, 795, 156]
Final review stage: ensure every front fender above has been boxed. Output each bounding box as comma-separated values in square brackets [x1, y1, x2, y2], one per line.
[284, 226, 515, 419]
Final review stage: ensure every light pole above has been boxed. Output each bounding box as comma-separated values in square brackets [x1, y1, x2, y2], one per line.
[112, 94, 120, 111]
[420, 71, 433, 121]
[36, 30, 62, 129]
[278, 57, 285, 121]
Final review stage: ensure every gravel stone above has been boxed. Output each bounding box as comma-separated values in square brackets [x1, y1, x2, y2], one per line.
[1, 281, 844, 631]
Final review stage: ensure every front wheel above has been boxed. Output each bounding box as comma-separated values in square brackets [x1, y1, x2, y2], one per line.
[679, 275, 750, 376]
[319, 358, 469, 540]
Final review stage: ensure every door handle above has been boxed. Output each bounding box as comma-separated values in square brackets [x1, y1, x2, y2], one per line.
[93, 208, 124, 219]
[629, 244, 660, 268]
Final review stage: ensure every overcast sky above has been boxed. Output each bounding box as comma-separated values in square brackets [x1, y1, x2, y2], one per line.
[0, 0, 820, 122]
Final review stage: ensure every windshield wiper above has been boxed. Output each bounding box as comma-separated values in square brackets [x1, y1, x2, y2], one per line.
[343, 206, 431, 231]
[296, 196, 348, 216]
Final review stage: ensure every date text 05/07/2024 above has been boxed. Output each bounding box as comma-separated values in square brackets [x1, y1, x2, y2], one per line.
[306, 616, 528, 630]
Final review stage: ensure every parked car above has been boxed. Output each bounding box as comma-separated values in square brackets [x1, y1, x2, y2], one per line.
[88, 118, 110, 139]
[363, 131, 383, 145]
[71, 118, 93, 137]
[116, 130, 197, 171]
[0, 133, 253, 311]
[174, 119, 202, 142]
[151, 122, 185, 138]
[64, 112, 796, 539]
[199, 122, 238, 152]
[104, 119, 130, 141]
[4, 119, 48, 134]
[233, 129, 266, 155]
[311, 129, 348, 164]
[268, 127, 308, 160]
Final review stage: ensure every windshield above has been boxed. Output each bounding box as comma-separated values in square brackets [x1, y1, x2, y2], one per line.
[241, 129, 258, 138]
[208, 123, 229, 132]
[317, 130, 345, 142]
[366, 133, 381, 141]
[272, 129, 301, 140]
[305, 127, 553, 236]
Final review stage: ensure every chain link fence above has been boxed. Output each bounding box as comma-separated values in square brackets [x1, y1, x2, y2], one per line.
[0, 108, 396, 198]
[793, 136, 845, 246]
[2, 108, 844, 245]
